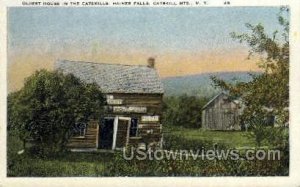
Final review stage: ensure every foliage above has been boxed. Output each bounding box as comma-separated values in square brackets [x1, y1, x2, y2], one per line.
[7, 70, 105, 155]
[210, 8, 289, 149]
[162, 95, 208, 128]
[246, 125, 289, 149]
[211, 8, 289, 128]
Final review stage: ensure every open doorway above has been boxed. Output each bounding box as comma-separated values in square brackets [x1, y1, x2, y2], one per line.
[99, 118, 114, 149]
[98, 117, 131, 150]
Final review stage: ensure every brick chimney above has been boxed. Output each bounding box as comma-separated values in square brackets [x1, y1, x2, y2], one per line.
[147, 57, 155, 68]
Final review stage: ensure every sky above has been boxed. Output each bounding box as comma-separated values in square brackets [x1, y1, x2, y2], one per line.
[8, 7, 284, 92]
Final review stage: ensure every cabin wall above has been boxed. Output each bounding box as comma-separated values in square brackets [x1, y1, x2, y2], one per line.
[67, 121, 98, 149]
[202, 95, 240, 130]
[67, 93, 163, 150]
[103, 93, 163, 148]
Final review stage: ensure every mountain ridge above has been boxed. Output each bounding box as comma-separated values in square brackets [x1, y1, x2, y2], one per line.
[161, 71, 260, 98]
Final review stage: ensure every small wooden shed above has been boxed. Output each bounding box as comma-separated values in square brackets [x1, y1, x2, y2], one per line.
[55, 59, 164, 150]
[202, 92, 242, 130]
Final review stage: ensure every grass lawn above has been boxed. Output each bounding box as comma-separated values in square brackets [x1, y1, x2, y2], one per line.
[163, 125, 259, 149]
[7, 134, 111, 176]
[7, 127, 288, 177]
[8, 151, 112, 177]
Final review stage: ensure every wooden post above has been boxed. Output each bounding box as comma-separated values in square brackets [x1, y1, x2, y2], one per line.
[126, 119, 131, 147]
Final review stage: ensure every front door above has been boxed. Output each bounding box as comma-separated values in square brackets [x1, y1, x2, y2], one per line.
[99, 118, 114, 149]
[114, 117, 131, 149]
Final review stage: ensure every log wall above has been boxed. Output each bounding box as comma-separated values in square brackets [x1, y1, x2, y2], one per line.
[104, 93, 163, 149]
[66, 121, 98, 149]
[67, 93, 163, 150]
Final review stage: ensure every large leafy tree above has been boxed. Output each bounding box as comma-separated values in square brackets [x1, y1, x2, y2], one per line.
[211, 7, 289, 129]
[162, 95, 208, 128]
[8, 70, 105, 154]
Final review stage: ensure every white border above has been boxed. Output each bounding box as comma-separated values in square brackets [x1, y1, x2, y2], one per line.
[1, 0, 300, 186]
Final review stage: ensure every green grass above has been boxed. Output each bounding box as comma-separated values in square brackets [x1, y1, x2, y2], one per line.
[8, 148, 288, 177]
[163, 125, 259, 149]
[7, 152, 111, 177]
[7, 128, 288, 177]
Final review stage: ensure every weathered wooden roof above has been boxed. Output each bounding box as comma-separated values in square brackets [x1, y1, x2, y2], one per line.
[55, 60, 164, 94]
[202, 92, 241, 110]
[202, 92, 226, 109]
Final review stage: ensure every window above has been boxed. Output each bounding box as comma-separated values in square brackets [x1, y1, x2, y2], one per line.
[129, 118, 138, 137]
[72, 122, 87, 137]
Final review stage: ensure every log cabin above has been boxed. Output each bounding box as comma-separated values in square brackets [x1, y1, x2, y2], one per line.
[202, 92, 242, 130]
[55, 58, 164, 151]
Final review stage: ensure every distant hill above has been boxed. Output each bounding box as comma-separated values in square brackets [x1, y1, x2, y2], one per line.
[162, 71, 260, 98]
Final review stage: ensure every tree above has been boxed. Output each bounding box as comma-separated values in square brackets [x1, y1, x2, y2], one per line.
[8, 70, 105, 155]
[162, 95, 208, 128]
[211, 7, 289, 129]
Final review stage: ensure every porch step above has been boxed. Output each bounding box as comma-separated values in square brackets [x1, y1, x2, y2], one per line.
[70, 148, 98, 152]
[67, 145, 96, 149]
[71, 135, 96, 140]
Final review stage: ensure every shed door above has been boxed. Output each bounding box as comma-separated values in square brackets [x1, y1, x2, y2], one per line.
[114, 117, 131, 149]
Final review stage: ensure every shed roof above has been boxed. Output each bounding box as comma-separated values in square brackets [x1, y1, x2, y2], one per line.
[202, 92, 226, 109]
[55, 60, 164, 94]
[202, 92, 241, 110]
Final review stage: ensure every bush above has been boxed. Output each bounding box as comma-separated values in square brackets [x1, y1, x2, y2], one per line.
[162, 95, 208, 128]
[7, 70, 105, 156]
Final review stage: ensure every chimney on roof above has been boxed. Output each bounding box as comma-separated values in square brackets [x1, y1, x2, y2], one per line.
[147, 57, 155, 68]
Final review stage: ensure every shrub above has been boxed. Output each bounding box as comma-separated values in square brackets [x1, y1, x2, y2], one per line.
[7, 70, 105, 156]
[162, 95, 208, 128]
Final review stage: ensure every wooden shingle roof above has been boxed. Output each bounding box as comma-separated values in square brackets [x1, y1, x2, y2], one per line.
[55, 60, 164, 94]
